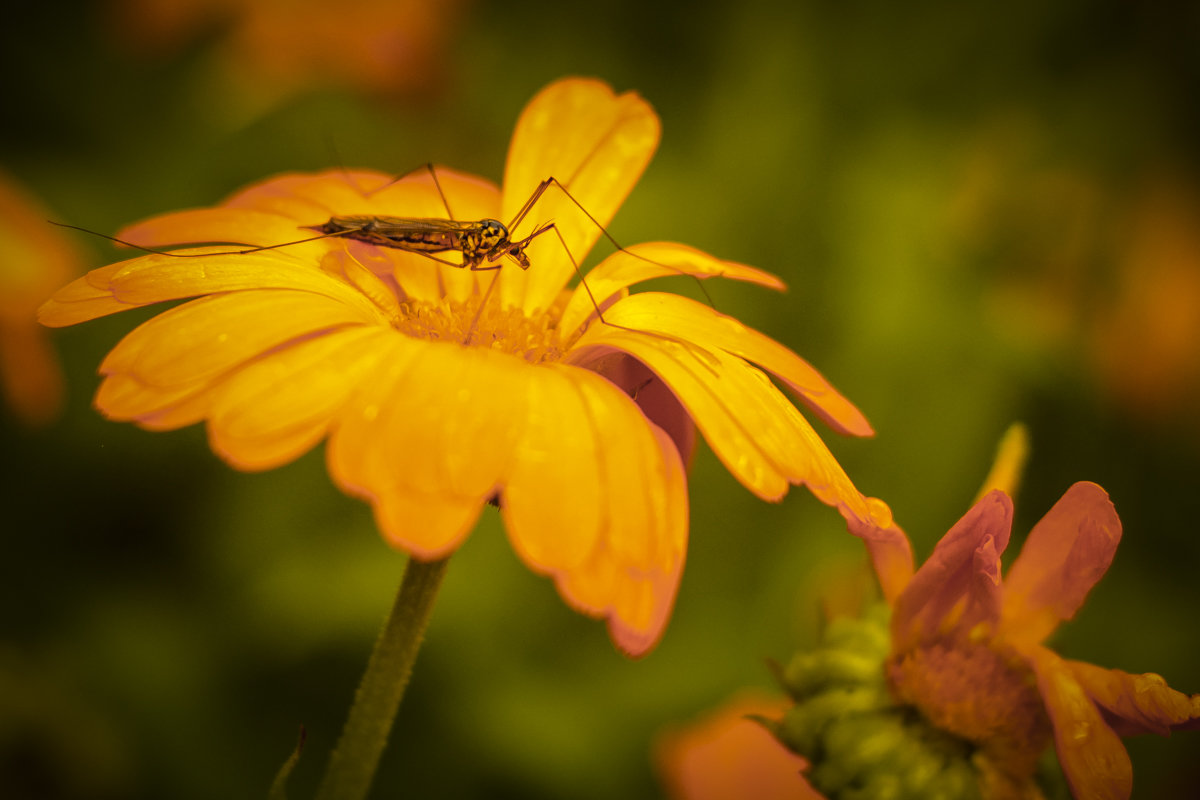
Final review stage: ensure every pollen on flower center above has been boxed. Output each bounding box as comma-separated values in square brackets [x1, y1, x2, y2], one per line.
[392, 292, 565, 363]
[888, 641, 1052, 775]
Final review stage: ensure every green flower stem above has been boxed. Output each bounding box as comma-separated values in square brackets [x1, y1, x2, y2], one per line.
[314, 556, 450, 800]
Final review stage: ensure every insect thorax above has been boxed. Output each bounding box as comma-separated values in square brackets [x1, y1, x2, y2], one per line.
[464, 219, 509, 257]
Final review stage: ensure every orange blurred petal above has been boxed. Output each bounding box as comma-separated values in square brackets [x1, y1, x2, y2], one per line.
[657, 691, 818, 800]
[500, 78, 660, 313]
[0, 319, 64, 425]
[1001, 482, 1121, 646]
[0, 171, 83, 424]
[1025, 647, 1132, 800]
[1066, 660, 1200, 737]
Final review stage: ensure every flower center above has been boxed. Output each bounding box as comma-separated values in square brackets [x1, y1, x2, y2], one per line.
[393, 293, 565, 363]
[887, 640, 1052, 780]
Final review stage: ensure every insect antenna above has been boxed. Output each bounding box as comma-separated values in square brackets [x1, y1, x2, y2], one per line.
[48, 220, 356, 257]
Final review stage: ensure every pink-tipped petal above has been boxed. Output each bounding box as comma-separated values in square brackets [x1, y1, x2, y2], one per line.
[588, 292, 874, 436]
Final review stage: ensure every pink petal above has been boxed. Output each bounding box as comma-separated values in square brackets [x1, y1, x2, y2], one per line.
[1001, 482, 1121, 645]
[1067, 659, 1200, 737]
[891, 491, 1012, 647]
[1025, 647, 1132, 800]
[842, 511, 914, 604]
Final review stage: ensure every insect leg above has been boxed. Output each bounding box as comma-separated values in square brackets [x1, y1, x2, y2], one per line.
[526, 176, 719, 310]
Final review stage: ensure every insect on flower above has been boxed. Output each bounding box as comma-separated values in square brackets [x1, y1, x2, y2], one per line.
[53, 164, 707, 345]
[41, 77, 891, 657]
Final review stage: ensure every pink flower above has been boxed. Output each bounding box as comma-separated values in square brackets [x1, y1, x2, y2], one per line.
[854, 482, 1200, 799]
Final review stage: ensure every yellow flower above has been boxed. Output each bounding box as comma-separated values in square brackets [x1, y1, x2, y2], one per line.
[0, 170, 82, 426]
[40, 77, 889, 656]
[852, 483, 1200, 799]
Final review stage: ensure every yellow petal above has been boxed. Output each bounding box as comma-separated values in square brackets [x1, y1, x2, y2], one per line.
[41, 247, 384, 326]
[972, 422, 1030, 503]
[208, 326, 393, 470]
[327, 335, 526, 557]
[38, 264, 129, 327]
[575, 332, 786, 500]
[365, 166, 501, 221]
[96, 372, 211, 430]
[497, 364, 687, 655]
[501, 364, 603, 571]
[585, 292, 874, 436]
[1001, 482, 1121, 645]
[223, 170, 398, 220]
[371, 487, 486, 560]
[540, 400, 691, 657]
[1025, 647, 1132, 800]
[98, 290, 375, 388]
[559, 242, 786, 341]
[570, 327, 880, 526]
[563, 533, 684, 658]
[499, 77, 660, 314]
[208, 422, 326, 473]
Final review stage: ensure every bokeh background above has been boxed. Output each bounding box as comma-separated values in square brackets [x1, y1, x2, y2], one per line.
[3, 0, 1198, 797]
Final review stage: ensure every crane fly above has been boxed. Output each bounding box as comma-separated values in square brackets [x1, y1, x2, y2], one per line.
[51, 165, 719, 359]
[300, 215, 546, 271]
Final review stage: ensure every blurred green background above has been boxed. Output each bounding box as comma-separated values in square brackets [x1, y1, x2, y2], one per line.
[3, 0, 1199, 797]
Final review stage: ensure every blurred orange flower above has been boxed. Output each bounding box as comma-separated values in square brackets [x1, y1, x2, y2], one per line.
[1088, 177, 1200, 427]
[40, 78, 890, 656]
[657, 691, 819, 800]
[853, 483, 1200, 799]
[0, 171, 82, 426]
[108, 0, 466, 99]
